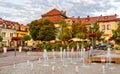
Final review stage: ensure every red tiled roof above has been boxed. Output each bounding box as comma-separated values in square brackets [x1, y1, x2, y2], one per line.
[42, 16, 64, 22]
[0, 18, 4, 24]
[70, 14, 120, 25]
[40, 8, 68, 23]
[42, 8, 67, 17]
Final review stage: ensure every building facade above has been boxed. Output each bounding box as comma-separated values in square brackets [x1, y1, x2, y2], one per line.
[0, 18, 29, 47]
[70, 14, 120, 41]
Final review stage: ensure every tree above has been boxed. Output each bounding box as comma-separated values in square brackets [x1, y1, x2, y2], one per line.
[112, 22, 120, 44]
[22, 35, 31, 41]
[29, 20, 39, 40]
[75, 32, 85, 39]
[0, 36, 3, 47]
[72, 20, 87, 38]
[88, 22, 104, 47]
[21, 35, 31, 46]
[57, 20, 71, 44]
[29, 19, 56, 41]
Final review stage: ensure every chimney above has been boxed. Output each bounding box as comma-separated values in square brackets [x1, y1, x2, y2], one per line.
[115, 14, 117, 17]
[87, 15, 90, 18]
[78, 16, 80, 20]
[72, 16, 74, 18]
[61, 10, 66, 16]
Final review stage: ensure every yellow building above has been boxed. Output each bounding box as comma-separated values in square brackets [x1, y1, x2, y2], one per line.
[16, 24, 29, 38]
[70, 14, 120, 41]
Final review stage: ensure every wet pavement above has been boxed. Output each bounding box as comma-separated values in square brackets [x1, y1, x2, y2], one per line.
[0, 50, 120, 74]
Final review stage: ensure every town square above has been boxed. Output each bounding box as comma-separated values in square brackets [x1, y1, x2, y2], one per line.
[0, 0, 120, 74]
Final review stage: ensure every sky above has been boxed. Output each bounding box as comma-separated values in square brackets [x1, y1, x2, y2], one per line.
[0, 0, 120, 25]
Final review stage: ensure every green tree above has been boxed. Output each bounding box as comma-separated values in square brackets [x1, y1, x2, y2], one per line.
[88, 22, 104, 47]
[21, 35, 31, 46]
[57, 20, 71, 44]
[0, 36, 3, 47]
[72, 20, 87, 38]
[29, 20, 40, 40]
[22, 35, 31, 41]
[112, 22, 120, 44]
[75, 32, 85, 39]
[29, 19, 56, 41]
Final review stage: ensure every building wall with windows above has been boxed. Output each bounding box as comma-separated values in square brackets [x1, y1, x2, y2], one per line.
[99, 21, 119, 40]
[1, 28, 16, 46]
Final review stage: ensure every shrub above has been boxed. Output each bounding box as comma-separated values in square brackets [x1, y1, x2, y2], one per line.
[114, 45, 120, 50]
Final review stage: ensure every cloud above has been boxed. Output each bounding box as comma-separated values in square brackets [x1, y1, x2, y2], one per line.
[0, 0, 120, 25]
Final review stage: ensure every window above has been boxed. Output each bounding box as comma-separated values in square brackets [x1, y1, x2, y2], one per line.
[102, 25, 105, 30]
[107, 24, 111, 30]
[10, 33, 13, 37]
[67, 20, 71, 26]
[2, 32, 6, 37]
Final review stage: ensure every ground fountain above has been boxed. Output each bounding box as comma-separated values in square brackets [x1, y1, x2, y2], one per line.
[51, 49, 56, 64]
[101, 65, 106, 73]
[67, 46, 70, 60]
[70, 47, 74, 63]
[106, 47, 111, 66]
[75, 66, 79, 73]
[27, 60, 30, 65]
[38, 58, 41, 63]
[42, 49, 49, 66]
[62, 49, 67, 67]
[59, 47, 63, 61]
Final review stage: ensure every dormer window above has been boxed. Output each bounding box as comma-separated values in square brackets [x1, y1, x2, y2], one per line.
[2, 23, 6, 28]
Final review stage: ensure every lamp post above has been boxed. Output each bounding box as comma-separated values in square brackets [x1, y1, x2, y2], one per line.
[90, 23, 94, 63]
[90, 23, 94, 48]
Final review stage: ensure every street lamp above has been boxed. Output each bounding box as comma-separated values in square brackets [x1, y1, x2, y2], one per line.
[90, 23, 94, 47]
[90, 23, 94, 63]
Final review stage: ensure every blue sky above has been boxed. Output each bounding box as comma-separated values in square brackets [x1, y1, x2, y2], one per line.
[0, 0, 120, 25]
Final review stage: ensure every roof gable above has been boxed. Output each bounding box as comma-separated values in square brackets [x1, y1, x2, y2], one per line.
[42, 8, 62, 16]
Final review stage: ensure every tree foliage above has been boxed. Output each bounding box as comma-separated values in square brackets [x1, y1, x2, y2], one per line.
[0, 36, 3, 42]
[57, 20, 71, 41]
[88, 22, 104, 41]
[112, 22, 120, 44]
[22, 35, 31, 41]
[29, 19, 56, 41]
[72, 20, 87, 39]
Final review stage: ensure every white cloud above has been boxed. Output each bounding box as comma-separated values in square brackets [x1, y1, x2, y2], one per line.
[0, 0, 120, 25]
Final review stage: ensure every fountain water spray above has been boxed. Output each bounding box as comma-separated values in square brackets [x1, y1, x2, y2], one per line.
[63, 49, 67, 67]
[38, 58, 41, 63]
[106, 47, 111, 66]
[59, 47, 63, 61]
[67, 46, 70, 59]
[52, 66, 55, 71]
[101, 65, 106, 73]
[13, 64, 16, 69]
[27, 60, 30, 65]
[51, 49, 56, 64]
[75, 66, 79, 73]
[70, 47, 74, 63]
[30, 63, 34, 70]
[43, 49, 49, 66]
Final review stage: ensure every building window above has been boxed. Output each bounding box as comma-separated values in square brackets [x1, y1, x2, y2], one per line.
[67, 20, 71, 26]
[10, 33, 13, 37]
[2, 32, 6, 37]
[107, 24, 111, 30]
[102, 25, 105, 30]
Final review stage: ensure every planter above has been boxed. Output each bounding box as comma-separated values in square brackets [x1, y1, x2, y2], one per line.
[115, 50, 120, 54]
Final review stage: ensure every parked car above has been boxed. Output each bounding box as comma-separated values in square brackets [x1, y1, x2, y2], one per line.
[23, 46, 34, 51]
[98, 42, 114, 50]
